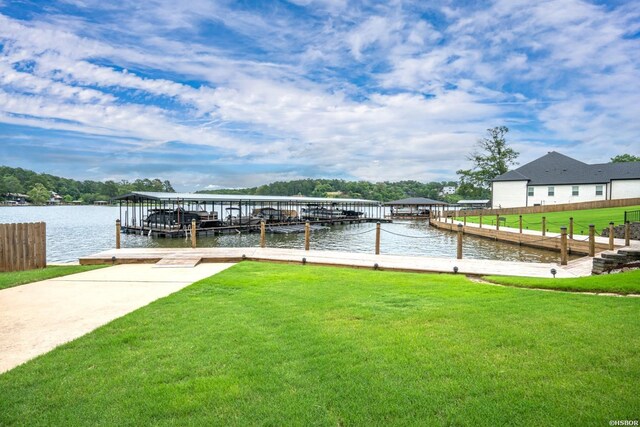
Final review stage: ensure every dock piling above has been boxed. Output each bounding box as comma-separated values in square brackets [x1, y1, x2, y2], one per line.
[304, 221, 310, 251]
[588, 224, 595, 257]
[560, 227, 568, 265]
[479, 214, 482, 228]
[519, 215, 522, 234]
[569, 217, 574, 239]
[457, 224, 463, 260]
[542, 217, 546, 236]
[191, 219, 196, 248]
[260, 221, 266, 248]
[375, 222, 381, 255]
[609, 222, 614, 250]
[625, 221, 630, 246]
[115, 220, 121, 249]
[495, 214, 500, 231]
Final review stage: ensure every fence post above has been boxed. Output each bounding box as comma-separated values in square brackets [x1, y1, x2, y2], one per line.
[260, 220, 266, 248]
[560, 226, 568, 265]
[625, 221, 630, 246]
[479, 214, 482, 228]
[569, 217, 574, 239]
[542, 216, 546, 236]
[589, 224, 595, 257]
[115, 219, 121, 249]
[519, 215, 522, 234]
[457, 224, 463, 260]
[375, 222, 381, 255]
[191, 219, 197, 248]
[496, 214, 500, 231]
[304, 221, 310, 251]
[609, 222, 614, 250]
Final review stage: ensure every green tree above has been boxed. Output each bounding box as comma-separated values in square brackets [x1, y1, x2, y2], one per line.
[456, 126, 519, 196]
[27, 183, 50, 205]
[0, 175, 25, 194]
[611, 154, 640, 163]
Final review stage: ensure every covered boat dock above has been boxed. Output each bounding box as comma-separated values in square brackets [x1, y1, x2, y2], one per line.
[113, 191, 387, 238]
[385, 197, 448, 219]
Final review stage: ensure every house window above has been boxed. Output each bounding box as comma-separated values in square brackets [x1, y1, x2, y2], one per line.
[548, 186, 554, 196]
[572, 186, 579, 196]
[596, 185, 603, 196]
[528, 187, 534, 197]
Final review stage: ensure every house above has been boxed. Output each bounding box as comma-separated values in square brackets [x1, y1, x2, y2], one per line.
[491, 151, 640, 208]
[48, 192, 63, 205]
[440, 186, 457, 196]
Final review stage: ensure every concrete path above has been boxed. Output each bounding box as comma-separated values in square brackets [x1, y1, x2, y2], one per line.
[0, 263, 234, 374]
[80, 247, 580, 278]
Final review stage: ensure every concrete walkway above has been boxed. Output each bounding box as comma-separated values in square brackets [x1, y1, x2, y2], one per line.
[0, 263, 234, 373]
[81, 247, 582, 278]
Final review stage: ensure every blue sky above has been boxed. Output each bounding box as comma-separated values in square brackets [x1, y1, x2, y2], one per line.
[0, 0, 638, 191]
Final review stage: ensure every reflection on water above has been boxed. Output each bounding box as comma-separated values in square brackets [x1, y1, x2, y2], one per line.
[0, 206, 573, 263]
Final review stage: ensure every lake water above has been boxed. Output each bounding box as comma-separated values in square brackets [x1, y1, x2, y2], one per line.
[0, 206, 569, 263]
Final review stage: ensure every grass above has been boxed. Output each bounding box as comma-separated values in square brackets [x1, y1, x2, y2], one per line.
[0, 265, 107, 290]
[461, 204, 640, 234]
[1, 262, 638, 426]
[485, 269, 640, 294]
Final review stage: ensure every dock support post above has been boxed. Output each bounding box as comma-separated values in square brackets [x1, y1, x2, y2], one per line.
[495, 214, 500, 231]
[115, 219, 121, 249]
[463, 212, 467, 226]
[304, 221, 310, 251]
[588, 224, 595, 257]
[519, 215, 522, 234]
[569, 217, 574, 239]
[457, 223, 463, 260]
[260, 220, 266, 248]
[191, 219, 196, 249]
[560, 227, 568, 265]
[375, 222, 381, 255]
[625, 221, 630, 246]
[542, 217, 546, 236]
[479, 214, 482, 229]
[609, 222, 614, 250]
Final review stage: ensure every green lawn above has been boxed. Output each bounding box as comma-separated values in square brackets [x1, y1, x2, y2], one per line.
[485, 269, 640, 294]
[0, 265, 107, 290]
[460, 205, 640, 234]
[1, 262, 638, 426]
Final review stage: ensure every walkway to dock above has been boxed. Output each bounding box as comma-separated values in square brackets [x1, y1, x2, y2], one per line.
[0, 263, 234, 373]
[81, 247, 587, 278]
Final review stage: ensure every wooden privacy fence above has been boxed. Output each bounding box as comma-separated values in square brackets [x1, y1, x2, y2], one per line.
[0, 222, 46, 272]
[444, 197, 640, 218]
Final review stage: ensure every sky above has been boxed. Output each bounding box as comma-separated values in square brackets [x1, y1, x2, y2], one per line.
[0, 0, 639, 191]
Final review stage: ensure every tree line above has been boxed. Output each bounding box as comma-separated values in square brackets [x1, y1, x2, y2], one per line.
[198, 179, 461, 202]
[0, 166, 174, 205]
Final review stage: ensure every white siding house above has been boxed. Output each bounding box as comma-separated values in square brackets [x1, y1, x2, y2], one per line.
[491, 152, 640, 208]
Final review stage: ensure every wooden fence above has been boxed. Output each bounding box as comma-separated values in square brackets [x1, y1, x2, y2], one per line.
[444, 197, 640, 217]
[0, 222, 46, 272]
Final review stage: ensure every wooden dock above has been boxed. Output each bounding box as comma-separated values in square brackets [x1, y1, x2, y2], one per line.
[80, 247, 586, 278]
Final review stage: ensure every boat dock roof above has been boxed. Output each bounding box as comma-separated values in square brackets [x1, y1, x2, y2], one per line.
[113, 191, 381, 205]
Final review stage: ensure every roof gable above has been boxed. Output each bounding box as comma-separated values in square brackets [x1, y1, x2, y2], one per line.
[493, 151, 640, 185]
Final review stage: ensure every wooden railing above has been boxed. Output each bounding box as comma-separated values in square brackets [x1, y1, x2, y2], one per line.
[0, 222, 46, 272]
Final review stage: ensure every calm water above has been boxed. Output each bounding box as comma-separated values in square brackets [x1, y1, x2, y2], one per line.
[0, 206, 569, 263]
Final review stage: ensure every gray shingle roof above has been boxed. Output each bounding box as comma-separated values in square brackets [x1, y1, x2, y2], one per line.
[492, 151, 640, 185]
[385, 197, 448, 206]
